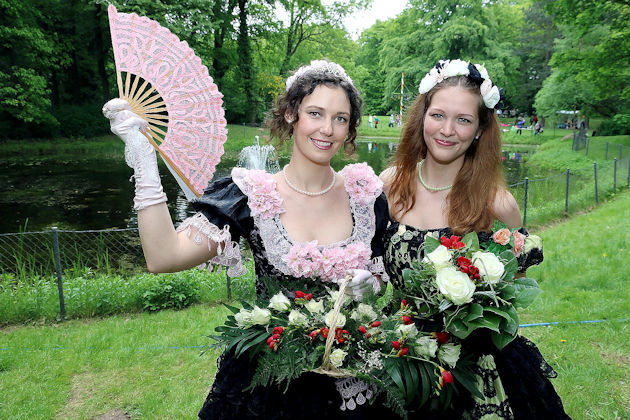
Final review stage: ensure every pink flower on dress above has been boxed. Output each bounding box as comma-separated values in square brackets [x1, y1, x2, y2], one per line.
[246, 170, 284, 219]
[512, 231, 525, 257]
[340, 163, 381, 204]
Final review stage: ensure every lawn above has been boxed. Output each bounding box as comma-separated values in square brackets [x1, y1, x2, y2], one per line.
[2, 191, 629, 419]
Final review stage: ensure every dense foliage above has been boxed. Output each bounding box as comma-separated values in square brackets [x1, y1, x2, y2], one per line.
[1, 0, 628, 138]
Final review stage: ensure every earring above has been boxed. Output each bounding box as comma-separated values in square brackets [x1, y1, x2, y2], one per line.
[474, 135, 480, 141]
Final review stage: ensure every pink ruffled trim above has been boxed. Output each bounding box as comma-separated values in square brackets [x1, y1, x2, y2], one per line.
[176, 213, 247, 277]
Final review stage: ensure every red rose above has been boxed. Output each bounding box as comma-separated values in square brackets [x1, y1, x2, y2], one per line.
[442, 235, 464, 249]
[358, 325, 367, 334]
[457, 256, 471, 267]
[441, 369, 453, 384]
[294, 290, 306, 299]
[397, 347, 409, 357]
[272, 326, 284, 335]
[266, 336, 275, 344]
[434, 332, 450, 344]
[402, 315, 413, 325]
[467, 265, 480, 280]
[268, 341, 277, 351]
[371, 321, 381, 328]
[401, 299, 407, 308]
[321, 327, 329, 338]
[440, 236, 451, 247]
[365, 333, 371, 339]
[308, 330, 319, 341]
[391, 340, 401, 350]
[306, 293, 313, 301]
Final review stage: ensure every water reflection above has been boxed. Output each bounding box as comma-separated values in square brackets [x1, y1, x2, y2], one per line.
[0, 141, 528, 233]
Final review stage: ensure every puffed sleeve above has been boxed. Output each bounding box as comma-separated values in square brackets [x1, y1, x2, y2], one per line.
[175, 176, 252, 277]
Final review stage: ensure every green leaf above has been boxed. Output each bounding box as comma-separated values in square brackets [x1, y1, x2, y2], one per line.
[403, 359, 419, 405]
[491, 330, 517, 350]
[461, 231, 479, 250]
[499, 284, 516, 300]
[465, 313, 502, 333]
[238, 331, 270, 357]
[464, 303, 484, 322]
[448, 319, 474, 339]
[234, 330, 264, 357]
[424, 235, 441, 254]
[500, 250, 518, 281]
[384, 358, 406, 394]
[418, 361, 430, 406]
[514, 288, 543, 308]
[223, 303, 242, 314]
[514, 277, 540, 289]
[483, 306, 510, 321]
[453, 367, 484, 400]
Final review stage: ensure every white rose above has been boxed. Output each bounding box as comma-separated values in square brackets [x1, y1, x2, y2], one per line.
[523, 235, 543, 253]
[288, 310, 309, 327]
[444, 59, 470, 78]
[305, 299, 324, 314]
[483, 85, 501, 109]
[328, 290, 351, 307]
[268, 292, 291, 312]
[475, 64, 489, 81]
[414, 336, 438, 358]
[418, 74, 437, 94]
[250, 306, 271, 325]
[424, 245, 453, 269]
[234, 308, 252, 328]
[472, 251, 505, 285]
[329, 348, 348, 368]
[325, 310, 346, 329]
[480, 79, 492, 97]
[396, 323, 418, 339]
[437, 343, 461, 368]
[435, 267, 476, 305]
[350, 303, 378, 323]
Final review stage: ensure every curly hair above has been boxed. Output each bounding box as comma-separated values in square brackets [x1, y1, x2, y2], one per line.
[388, 75, 505, 234]
[267, 65, 363, 155]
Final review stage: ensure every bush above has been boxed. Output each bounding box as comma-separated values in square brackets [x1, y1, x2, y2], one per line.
[54, 104, 110, 138]
[598, 113, 630, 136]
[141, 273, 201, 311]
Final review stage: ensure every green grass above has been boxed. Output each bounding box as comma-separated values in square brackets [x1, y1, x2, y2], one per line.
[1, 192, 629, 418]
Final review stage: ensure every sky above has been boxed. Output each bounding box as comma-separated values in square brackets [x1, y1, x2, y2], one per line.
[341, 0, 409, 39]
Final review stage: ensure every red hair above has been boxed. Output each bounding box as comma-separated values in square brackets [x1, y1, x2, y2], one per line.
[388, 76, 505, 234]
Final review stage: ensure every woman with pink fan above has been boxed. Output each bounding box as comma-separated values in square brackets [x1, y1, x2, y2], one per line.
[104, 57, 399, 417]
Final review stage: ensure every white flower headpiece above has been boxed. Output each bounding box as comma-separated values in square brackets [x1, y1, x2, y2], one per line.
[285, 60, 354, 91]
[418, 59, 501, 109]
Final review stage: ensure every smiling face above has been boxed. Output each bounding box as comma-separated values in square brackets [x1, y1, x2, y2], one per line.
[422, 85, 482, 166]
[289, 84, 351, 166]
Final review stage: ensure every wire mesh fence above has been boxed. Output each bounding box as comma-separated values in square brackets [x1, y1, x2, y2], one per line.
[0, 228, 145, 278]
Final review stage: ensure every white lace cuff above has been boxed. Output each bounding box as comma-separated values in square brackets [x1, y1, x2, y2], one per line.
[176, 213, 247, 277]
[335, 377, 377, 411]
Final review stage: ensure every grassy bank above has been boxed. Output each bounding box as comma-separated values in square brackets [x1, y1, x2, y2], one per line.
[1, 191, 629, 418]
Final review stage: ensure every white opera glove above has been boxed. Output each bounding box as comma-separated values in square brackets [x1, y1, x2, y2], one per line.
[341, 269, 382, 302]
[102, 99, 166, 211]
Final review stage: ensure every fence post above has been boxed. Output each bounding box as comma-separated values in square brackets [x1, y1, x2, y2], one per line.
[51, 227, 66, 320]
[605, 142, 609, 160]
[585, 138, 589, 156]
[614, 158, 617, 190]
[565, 168, 570, 217]
[523, 177, 529, 227]
[593, 162, 599, 204]
[226, 270, 232, 301]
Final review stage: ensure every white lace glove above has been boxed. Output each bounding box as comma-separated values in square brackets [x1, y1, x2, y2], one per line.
[102, 99, 167, 211]
[340, 269, 381, 301]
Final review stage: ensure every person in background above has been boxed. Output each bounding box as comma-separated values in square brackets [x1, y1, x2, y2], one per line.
[379, 58, 570, 419]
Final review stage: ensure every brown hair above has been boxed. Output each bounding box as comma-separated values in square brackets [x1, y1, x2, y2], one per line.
[388, 76, 505, 234]
[267, 66, 363, 155]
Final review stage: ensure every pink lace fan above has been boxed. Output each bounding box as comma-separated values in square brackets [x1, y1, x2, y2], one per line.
[107, 5, 227, 198]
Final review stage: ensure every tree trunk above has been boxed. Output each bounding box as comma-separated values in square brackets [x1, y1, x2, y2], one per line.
[237, 0, 254, 122]
[94, 3, 110, 102]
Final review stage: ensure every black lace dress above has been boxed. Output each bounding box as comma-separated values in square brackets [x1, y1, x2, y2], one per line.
[177, 164, 396, 419]
[384, 222, 571, 420]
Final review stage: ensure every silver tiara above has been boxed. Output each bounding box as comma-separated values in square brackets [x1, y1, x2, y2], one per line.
[285, 60, 354, 91]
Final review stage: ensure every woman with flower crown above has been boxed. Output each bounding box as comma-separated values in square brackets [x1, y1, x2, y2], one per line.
[379, 59, 570, 419]
[103, 60, 398, 419]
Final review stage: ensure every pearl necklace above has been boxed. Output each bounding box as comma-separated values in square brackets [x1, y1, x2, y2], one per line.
[282, 164, 336, 196]
[418, 160, 453, 192]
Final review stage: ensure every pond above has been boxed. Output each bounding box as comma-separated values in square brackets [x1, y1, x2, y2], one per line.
[0, 140, 531, 233]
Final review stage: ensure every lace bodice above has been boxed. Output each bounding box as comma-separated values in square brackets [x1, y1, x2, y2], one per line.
[177, 163, 390, 296]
